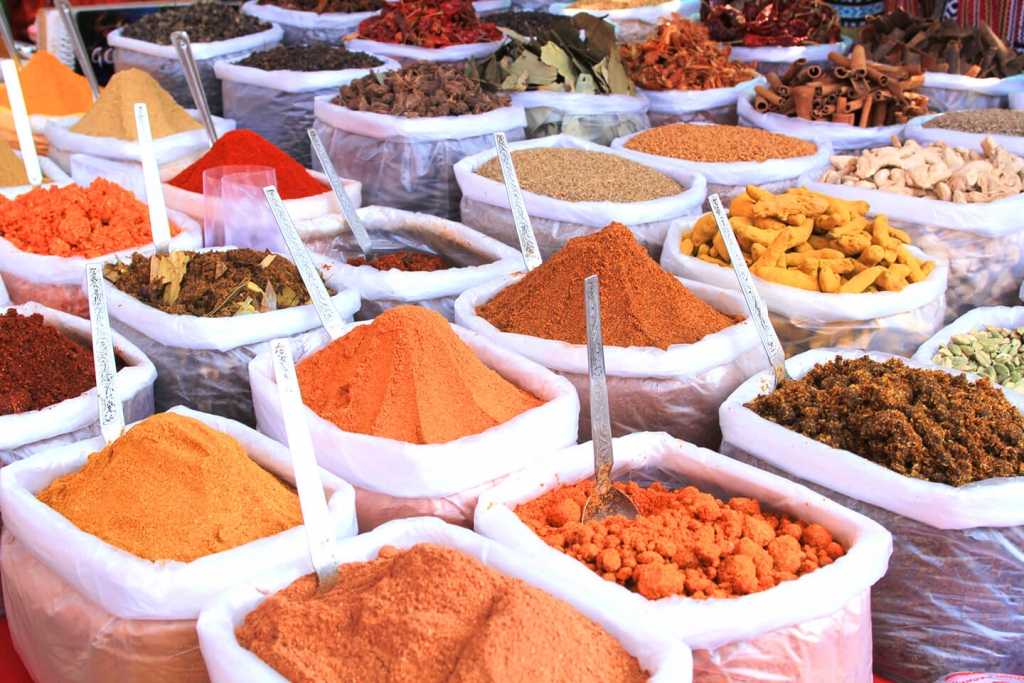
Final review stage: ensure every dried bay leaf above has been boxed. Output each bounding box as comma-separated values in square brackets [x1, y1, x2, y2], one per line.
[260, 280, 278, 313]
[149, 251, 192, 305]
[540, 42, 577, 83]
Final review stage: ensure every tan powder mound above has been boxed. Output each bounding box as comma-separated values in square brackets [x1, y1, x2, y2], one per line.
[0, 137, 28, 187]
[236, 543, 650, 683]
[70, 69, 202, 141]
[296, 305, 543, 445]
[37, 412, 303, 563]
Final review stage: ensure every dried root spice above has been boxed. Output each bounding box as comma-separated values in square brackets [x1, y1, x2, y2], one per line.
[746, 355, 1024, 486]
[236, 543, 649, 683]
[517, 480, 844, 600]
[478, 222, 738, 349]
[347, 250, 451, 272]
[103, 249, 318, 318]
[235, 45, 382, 72]
[475, 147, 683, 203]
[121, 4, 269, 45]
[620, 18, 759, 91]
[334, 61, 510, 117]
[624, 123, 818, 163]
[0, 309, 97, 415]
[37, 412, 303, 563]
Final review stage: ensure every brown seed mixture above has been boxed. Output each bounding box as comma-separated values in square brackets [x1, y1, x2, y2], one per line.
[746, 355, 1024, 486]
[517, 479, 845, 600]
[236, 543, 650, 683]
[624, 124, 818, 163]
[475, 148, 684, 203]
[923, 109, 1024, 137]
[334, 61, 510, 118]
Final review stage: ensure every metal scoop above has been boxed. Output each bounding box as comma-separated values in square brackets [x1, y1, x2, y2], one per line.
[171, 31, 218, 147]
[85, 263, 125, 445]
[707, 193, 791, 389]
[581, 274, 639, 523]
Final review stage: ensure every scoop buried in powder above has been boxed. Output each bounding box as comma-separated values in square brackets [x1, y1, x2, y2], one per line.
[295, 305, 543, 444]
[36, 412, 303, 563]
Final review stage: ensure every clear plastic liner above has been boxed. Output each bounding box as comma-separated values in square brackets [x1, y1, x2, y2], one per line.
[729, 36, 852, 76]
[919, 73, 1024, 113]
[240, 0, 373, 45]
[0, 272, 8, 306]
[639, 78, 765, 127]
[911, 306, 1024, 370]
[473, 432, 892, 683]
[510, 90, 650, 145]
[301, 207, 523, 321]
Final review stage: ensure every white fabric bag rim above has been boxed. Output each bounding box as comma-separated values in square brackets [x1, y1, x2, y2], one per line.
[298, 207, 525, 301]
[729, 34, 852, 63]
[452, 133, 708, 228]
[453, 273, 763, 378]
[106, 24, 285, 61]
[611, 125, 833, 185]
[548, 0, 687, 22]
[213, 53, 401, 93]
[247, 320, 580, 498]
[719, 347, 1024, 529]
[473, 430, 893, 650]
[95, 246, 361, 352]
[903, 113, 1024, 156]
[911, 305, 1024, 368]
[195, 516, 694, 683]
[638, 76, 765, 113]
[240, 0, 379, 30]
[342, 36, 505, 62]
[0, 207, 203, 287]
[797, 168, 1024, 237]
[922, 72, 1024, 96]
[737, 92, 905, 147]
[0, 405, 358, 620]
[661, 215, 949, 322]
[0, 155, 73, 199]
[0, 302, 156, 451]
[313, 94, 528, 141]
[509, 89, 650, 115]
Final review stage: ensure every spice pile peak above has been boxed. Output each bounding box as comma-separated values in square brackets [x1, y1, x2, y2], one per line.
[0, 50, 93, 117]
[0, 136, 29, 188]
[69, 69, 202, 141]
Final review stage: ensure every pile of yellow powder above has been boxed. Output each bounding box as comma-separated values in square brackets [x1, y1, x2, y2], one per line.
[69, 69, 202, 141]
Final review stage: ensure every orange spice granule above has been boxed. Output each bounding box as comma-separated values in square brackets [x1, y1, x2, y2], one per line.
[516, 480, 845, 600]
[0, 178, 179, 258]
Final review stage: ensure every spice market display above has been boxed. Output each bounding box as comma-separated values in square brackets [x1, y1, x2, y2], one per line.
[4, 1, 1024, 681]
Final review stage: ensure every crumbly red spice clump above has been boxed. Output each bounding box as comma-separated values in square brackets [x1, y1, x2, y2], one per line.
[746, 355, 1024, 486]
[347, 250, 451, 272]
[516, 479, 844, 600]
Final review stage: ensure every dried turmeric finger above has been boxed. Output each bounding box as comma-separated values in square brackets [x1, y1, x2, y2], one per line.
[750, 243, 766, 261]
[712, 232, 731, 264]
[697, 253, 729, 267]
[746, 185, 773, 202]
[681, 237, 695, 256]
[753, 216, 790, 232]
[871, 215, 894, 247]
[794, 242, 814, 253]
[875, 264, 911, 292]
[730, 193, 755, 218]
[921, 260, 936, 277]
[796, 258, 819, 275]
[858, 244, 886, 267]
[754, 266, 821, 291]
[839, 266, 885, 293]
[889, 226, 911, 244]
[824, 195, 870, 223]
[809, 235, 832, 250]
[734, 221, 782, 247]
[835, 232, 872, 256]
[693, 213, 718, 245]
[698, 243, 711, 257]
[819, 266, 841, 293]
[830, 216, 871, 237]
[896, 245, 926, 283]
[818, 258, 857, 275]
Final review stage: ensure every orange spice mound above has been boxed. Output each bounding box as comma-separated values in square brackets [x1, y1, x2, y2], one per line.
[296, 305, 543, 445]
[515, 480, 845, 600]
[0, 178, 180, 258]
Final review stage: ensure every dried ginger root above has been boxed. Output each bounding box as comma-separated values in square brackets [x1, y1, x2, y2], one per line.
[682, 185, 935, 293]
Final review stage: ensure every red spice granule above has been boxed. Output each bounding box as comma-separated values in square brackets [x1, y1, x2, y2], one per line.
[347, 249, 452, 272]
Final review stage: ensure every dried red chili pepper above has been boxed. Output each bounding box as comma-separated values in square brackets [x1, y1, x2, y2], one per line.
[357, 0, 502, 47]
[701, 0, 839, 47]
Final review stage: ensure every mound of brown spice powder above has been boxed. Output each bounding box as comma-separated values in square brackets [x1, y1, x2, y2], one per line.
[37, 412, 303, 563]
[746, 355, 1024, 486]
[296, 305, 542, 444]
[236, 543, 650, 683]
[478, 222, 739, 349]
[0, 309, 96, 415]
[516, 480, 844, 600]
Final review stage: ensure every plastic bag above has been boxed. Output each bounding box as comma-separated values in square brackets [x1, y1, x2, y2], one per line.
[661, 217, 949, 356]
[0, 272, 8, 305]
[472, 0, 511, 15]
[300, 207, 523, 321]
[730, 36, 852, 76]
[248, 322, 579, 528]
[904, 113, 1024, 157]
[509, 89, 650, 145]
[42, 110, 236, 174]
[612, 125, 833, 209]
[214, 55, 400, 167]
[797, 170, 1024, 322]
[454, 274, 767, 446]
[639, 76, 765, 127]
[312, 95, 527, 220]
[719, 348, 1024, 683]
[0, 303, 156, 467]
[0, 208, 202, 317]
[196, 516, 694, 683]
[108, 25, 285, 117]
[240, 0, 375, 45]
[935, 675, 1024, 683]
[0, 406, 358, 683]
[96, 247, 360, 427]
[473, 431, 892, 682]
[342, 37, 504, 65]
[911, 305, 1024, 370]
[738, 92, 904, 153]
[0, 155, 72, 200]
[548, 0, 698, 42]
[454, 133, 707, 260]
[919, 73, 1024, 113]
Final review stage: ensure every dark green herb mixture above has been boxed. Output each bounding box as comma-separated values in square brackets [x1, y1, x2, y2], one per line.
[746, 355, 1024, 486]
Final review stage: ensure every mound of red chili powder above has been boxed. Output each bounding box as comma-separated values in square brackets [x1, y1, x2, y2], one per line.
[236, 543, 649, 683]
[478, 222, 739, 349]
[167, 130, 327, 200]
[0, 309, 97, 415]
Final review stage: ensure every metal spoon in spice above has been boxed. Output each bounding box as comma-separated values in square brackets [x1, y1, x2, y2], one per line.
[0, 59, 42, 186]
[581, 274, 639, 523]
[270, 337, 342, 594]
[708, 193, 790, 388]
[55, 0, 100, 101]
[492, 132, 542, 271]
[85, 263, 125, 445]
[171, 31, 218, 148]
[134, 103, 173, 254]
[308, 127, 374, 263]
